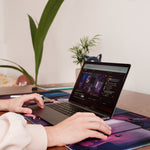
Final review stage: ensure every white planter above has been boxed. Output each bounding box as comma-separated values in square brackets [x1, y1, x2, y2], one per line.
[75, 68, 81, 79]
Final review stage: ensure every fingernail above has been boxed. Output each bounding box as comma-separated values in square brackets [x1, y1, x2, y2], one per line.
[103, 135, 108, 140]
[108, 126, 111, 130]
[108, 130, 111, 135]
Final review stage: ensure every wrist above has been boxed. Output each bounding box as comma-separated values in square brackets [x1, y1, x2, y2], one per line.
[45, 126, 60, 147]
[45, 127, 55, 147]
[0, 99, 10, 111]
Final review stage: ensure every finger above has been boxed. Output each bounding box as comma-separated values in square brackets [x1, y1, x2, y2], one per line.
[22, 94, 44, 108]
[74, 112, 96, 117]
[87, 115, 111, 131]
[32, 94, 44, 108]
[74, 112, 111, 131]
[87, 116, 111, 134]
[70, 112, 97, 121]
[87, 121, 111, 135]
[75, 113, 111, 135]
[16, 107, 32, 114]
[93, 118, 111, 131]
[86, 130, 108, 140]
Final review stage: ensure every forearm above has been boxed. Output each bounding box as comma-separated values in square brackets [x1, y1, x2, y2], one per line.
[0, 99, 10, 111]
[0, 112, 47, 150]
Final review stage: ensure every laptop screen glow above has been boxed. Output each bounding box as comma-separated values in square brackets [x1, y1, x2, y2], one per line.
[70, 62, 130, 117]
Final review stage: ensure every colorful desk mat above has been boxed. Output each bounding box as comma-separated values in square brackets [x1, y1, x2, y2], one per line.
[1, 91, 150, 150]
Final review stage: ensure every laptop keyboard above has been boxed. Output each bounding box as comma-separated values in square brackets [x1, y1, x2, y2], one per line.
[47, 102, 89, 116]
[47, 102, 105, 118]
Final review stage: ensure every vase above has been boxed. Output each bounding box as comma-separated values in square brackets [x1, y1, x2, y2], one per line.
[16, 74, 34, 86]
[75, 68, 81, 79]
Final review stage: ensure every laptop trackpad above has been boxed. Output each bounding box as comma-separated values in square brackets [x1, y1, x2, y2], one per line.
[30, 105, 68, 125]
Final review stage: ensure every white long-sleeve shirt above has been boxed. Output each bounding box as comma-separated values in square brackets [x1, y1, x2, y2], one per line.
[0, 112, 47, 150]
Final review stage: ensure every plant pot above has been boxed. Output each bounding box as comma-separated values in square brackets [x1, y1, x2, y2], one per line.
[75, 68, 81, 79]
[16, 74, 34, 86]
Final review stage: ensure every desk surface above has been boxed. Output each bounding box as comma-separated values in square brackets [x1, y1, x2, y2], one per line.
[0, 84, 150, 150]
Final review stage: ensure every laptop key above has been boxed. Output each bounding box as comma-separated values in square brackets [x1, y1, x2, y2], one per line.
[47, 102, 88, 116]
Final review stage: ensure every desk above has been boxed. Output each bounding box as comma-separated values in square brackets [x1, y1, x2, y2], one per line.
[0, 85, 150, 150]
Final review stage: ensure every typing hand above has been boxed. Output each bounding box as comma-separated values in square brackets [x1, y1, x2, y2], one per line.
[45, 112, 111, 147]
[8, 93, 44, 114]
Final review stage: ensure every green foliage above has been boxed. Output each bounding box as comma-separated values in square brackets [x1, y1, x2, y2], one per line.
[69, 35, 100, 67]
[28, 0, 64, 85]
[0, 58, 34, 84]
[0, 0, 64, 85]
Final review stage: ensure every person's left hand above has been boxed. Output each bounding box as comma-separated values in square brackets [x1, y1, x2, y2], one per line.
[8, 93, 44, 114]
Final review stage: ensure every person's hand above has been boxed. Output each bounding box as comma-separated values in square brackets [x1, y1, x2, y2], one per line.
[8, 93, 44, 114]
[45, 112, 111, 147]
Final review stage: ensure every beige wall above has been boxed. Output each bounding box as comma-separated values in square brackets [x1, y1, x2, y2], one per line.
[1, 0, 150, 94]
[0, 1, 6, 57]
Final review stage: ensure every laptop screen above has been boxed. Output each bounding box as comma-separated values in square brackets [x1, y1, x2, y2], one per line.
[70, 62, 130, 117]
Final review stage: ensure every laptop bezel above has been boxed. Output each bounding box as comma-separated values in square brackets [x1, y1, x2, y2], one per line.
[69, 61, 131, 119]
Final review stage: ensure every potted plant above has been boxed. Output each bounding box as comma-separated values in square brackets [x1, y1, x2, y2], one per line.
[0, 0, 64, 85]
[69, 35, 101, 78]
[69, 34, 101, 67]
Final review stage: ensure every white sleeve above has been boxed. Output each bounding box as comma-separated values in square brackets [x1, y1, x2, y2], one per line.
[0, 112, 47, 150]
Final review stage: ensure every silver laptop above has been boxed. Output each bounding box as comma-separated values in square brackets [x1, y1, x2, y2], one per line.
[29, 62, 130, 125]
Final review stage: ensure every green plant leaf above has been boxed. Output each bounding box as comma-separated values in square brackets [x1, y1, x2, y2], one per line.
[0, 65, 23, 73]
[32, 0, 64, 84]
[69, 34, 101, 66]
[28, 15, 37, 50]
[0, 59, 34, 84]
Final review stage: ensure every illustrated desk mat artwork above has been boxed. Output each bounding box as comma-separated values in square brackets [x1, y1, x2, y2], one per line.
[1, 91, 150, 150]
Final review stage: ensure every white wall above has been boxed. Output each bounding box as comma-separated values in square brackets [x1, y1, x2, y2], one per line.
[0, 1, 6, 60]
[1, 0, 150, 94]
[0, 1, 7, 74]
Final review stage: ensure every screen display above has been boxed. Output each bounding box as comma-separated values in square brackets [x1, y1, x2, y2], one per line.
[70, 62, 130, 116]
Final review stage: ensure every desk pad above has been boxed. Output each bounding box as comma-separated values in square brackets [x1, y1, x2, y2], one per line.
[1, 91, 150, 150]
[23, 105, 150, 150]
[22, 91, 150, 150]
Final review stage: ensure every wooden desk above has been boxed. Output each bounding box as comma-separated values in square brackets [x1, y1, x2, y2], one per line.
[0, 85, 150, 150]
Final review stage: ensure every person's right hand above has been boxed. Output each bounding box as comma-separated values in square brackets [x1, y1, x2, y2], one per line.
[45, 112, 111, 147]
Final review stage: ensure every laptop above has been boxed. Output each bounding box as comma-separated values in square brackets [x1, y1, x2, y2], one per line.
[29, 62, 130, 125]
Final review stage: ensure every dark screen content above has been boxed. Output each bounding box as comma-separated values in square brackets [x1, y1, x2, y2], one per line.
[71, 68, 125, 115]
